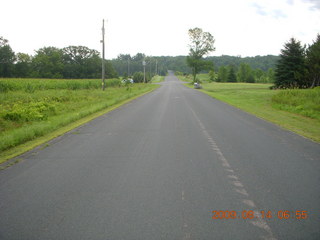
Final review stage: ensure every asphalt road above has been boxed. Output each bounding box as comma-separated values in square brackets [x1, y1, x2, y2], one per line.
[0, 73, 319, 240]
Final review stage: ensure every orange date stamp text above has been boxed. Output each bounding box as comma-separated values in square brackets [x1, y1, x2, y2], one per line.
[212, 210, 308, 220]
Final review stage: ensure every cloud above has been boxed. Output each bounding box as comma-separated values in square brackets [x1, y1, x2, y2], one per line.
[287, 0, 294, 5]
[272, 9, 287, 19]
[303, 0, 320, 10]
[251, 3, 268, 16]
[251, 2, 287, 19]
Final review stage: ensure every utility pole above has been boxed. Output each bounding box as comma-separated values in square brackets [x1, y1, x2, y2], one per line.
[155, 60, 158, 75]
[143, 59, 146, 83]
[149, 59, 151, 75]
[101, 19, 106, 90]
[127, 58, 130, 77]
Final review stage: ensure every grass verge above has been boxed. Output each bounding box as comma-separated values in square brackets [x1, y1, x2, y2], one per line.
[0, 80, 159, 165]
[151, 75, 165, 83]
[184, 81, 320, 142]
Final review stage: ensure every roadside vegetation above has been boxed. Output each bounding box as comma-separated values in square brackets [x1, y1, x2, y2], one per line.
[271, 88, 320, 120]
[0, 78, 158, 163]
[0, 30, 318, 161]
[180, 78, 320, 142]
[0, 36, 279, 83]
[177, 31, 320, 141]
[151, 75, 165, 83]
[186, 27, 215, 82]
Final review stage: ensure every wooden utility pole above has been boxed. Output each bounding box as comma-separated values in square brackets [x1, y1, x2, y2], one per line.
[155, 60, 158, 75]
[101, 19, 106, 90]
[143, 59, 146, 83]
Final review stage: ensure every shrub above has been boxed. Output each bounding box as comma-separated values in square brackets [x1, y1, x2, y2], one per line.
[4, 101, 57, 122]
[133, 72, 144, 83]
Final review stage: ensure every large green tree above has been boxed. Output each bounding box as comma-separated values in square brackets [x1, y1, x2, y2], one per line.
[217, 66, 228, 82]
[186, 27, 215, 82]
[237, 63, 255, 83]
[274, 38, 307, 88]
[62, 46, 101, 78]
[15, 53, 32, 77]
[31, 47, 64, 78]
[306, 34, 320, 88]
[227, 65, 237, 82]
[0, 37, 16, 77]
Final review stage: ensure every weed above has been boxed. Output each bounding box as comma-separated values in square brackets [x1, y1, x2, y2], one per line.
[0, 80, 158, 153]
[185, 80, 320, 142]
[271, 88, 320, 120]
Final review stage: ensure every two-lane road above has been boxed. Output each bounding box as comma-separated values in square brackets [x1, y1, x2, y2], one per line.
[1, 73, 319, 239]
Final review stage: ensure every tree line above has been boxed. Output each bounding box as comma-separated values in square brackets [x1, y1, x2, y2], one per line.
[207, 63, 276, 83]
[0, 37, 162, 82]
[110, 53, 166, 83]
[274, 35, 320, 88]
[2, 32, 317, 88]
[175, 58, 275, 83]
[0, 35, 279, 83]
[112, 54, 279, 83]
[0, 37, 118, 79]
[183, 27, 319, 87]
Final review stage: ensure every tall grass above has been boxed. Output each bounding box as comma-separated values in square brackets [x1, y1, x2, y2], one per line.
[272, 87, 320, 120]
[0, 79, 158, 153]
[187, 81, 320, 142]
[0, 78, 121, 92]
[151, 75, 164, 83]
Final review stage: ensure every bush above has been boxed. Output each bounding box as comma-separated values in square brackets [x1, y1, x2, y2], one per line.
[4, 101, 57, 122]
[133, 72, 144, 83]
[208, 70, 217, 82]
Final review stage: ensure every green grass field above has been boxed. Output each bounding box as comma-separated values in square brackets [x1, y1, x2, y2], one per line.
[177, 73, 209, 83]
[182, 79, 320, 142]
[151, 75, 165, 83]
[0, 78, 159, 163]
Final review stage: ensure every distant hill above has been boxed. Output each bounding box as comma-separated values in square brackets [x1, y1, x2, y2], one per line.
[206, 55, 280, 72]
[111, 54, 280, 76]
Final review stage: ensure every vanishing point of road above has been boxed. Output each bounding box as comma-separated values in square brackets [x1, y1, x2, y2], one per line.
[0, 73, 319, 239]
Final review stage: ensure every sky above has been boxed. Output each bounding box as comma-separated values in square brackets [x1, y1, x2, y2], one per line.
[1, 0, 319, 59]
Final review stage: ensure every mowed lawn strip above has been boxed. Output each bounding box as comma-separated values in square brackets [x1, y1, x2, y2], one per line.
[0, 79, 159, 164]
[184, 81, 320, 142]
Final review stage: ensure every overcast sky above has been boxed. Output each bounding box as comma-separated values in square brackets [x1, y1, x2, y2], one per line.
[1, 0, 319, 59]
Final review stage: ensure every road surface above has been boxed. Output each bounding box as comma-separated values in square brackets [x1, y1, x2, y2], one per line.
[0, 72, 319, 239]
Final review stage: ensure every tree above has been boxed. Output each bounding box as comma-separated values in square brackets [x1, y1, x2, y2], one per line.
[254, 69, 264, 83]
[208, 69, 217, 82]
[186, 27, 215, 82]
[62, 46, 102, 78]
[237, 63, 255, 83]
[0, 36, 9, 47]
[31, 47, 64, 78]
[306, 34, 320, 88]
[267, 68, 275, 83]
[0, 37, 15, 77]
[104, 60, 118, 79]
[63, 46, 99, 64]
[15, 53, 32, 77]
[132, 53, 145, 62]
[227, 65, 237, 82]
[132, 72, 144, 83]
[117, 54, 131, 61]
[217, 66, 228, 82]
[274, 38, 307, 88]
